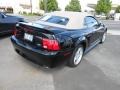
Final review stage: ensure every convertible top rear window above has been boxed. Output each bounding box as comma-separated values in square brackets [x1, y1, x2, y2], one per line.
[40, 15, 69, 25]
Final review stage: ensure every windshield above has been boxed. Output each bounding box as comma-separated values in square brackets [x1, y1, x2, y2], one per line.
[39, 15, 69, 25]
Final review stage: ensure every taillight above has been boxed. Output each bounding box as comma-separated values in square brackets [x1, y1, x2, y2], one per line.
[14, 30, 17, 36]
[13, 26, 17, 36]
[42, 38, 60, 51]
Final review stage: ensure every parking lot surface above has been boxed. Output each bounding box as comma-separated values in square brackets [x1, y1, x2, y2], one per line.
[0, 16, 120, 90]
[0, 33, 120, 90]
[102, 20, 120, 30]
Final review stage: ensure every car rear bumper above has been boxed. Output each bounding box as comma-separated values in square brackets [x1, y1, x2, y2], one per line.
[11, 36, 72, 68]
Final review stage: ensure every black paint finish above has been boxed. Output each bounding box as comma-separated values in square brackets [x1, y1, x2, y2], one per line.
[11, 15, 107, 67]
[0, 12, 24, 35]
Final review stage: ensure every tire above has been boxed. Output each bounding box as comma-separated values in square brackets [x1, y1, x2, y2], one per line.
[100, 32, 107, 44]
[68, 45, 84, 67]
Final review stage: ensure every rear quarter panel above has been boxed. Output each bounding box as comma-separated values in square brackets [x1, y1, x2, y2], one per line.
[55, 29, 88, 51]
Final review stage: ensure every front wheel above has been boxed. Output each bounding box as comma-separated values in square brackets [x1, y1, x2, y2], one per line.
[100, 32, 107, 43]
[68, 45, 84, 67]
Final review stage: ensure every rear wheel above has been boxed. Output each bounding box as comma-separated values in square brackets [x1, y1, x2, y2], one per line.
[68, 45, 84, 67]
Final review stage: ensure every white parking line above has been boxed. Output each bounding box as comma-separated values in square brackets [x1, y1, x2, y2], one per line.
[107, 30, 120, 35]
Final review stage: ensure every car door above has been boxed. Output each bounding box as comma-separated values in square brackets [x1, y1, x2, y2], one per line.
[89, 16, 105, 40]
[84, 16, 101, 45]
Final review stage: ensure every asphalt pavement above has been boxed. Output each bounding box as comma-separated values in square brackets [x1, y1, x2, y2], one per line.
[0, 16, 120, 90]
[101, 20, 120, 30]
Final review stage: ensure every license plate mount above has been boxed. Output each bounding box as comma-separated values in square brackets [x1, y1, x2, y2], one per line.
[24, 33, 33, 42]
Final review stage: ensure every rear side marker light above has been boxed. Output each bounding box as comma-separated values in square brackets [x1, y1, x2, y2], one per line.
[14, 30, 17, 36]
[13, 26, 17, 36]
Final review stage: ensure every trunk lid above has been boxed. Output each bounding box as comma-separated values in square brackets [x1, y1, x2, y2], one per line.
[15, 22, 59, 50]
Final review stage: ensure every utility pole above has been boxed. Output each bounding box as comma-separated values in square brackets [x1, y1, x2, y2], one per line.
[44, 0, 47, 13]
[30, 0, 32, 13]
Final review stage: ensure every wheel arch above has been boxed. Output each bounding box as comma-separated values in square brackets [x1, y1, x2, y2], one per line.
[105, 28, 107, 32]
[74, 36, 88, 52]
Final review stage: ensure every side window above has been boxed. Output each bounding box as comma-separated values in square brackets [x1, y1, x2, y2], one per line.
[84, 16, 98, 27]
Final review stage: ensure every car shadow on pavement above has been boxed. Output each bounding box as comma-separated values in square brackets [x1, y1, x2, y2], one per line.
[17, 42, 102, 73]
[18, 52, 68, 72]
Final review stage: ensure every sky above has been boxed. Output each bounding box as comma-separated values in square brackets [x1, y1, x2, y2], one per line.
[57, 0, 120, 11]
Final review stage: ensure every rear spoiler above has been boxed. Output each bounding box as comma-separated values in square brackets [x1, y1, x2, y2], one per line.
[17, 22, 55, 34]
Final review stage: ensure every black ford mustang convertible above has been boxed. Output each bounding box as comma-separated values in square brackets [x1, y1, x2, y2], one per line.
[0, 12, 24, 35]
[11, 11, 107, 68]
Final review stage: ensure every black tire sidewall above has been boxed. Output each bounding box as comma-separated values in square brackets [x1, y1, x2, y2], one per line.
[100, 32, 106, 44]
[68, 45, 83, 67]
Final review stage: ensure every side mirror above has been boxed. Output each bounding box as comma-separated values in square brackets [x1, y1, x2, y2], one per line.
[2, 15, 5, 18]
[1, 13, 7, 19]
[99, 21, 104, 26]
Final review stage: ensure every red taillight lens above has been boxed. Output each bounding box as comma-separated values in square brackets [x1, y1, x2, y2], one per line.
[13, 26, 17, 36]
[42, 38, 60, 51]
[14, 30, 17, 36]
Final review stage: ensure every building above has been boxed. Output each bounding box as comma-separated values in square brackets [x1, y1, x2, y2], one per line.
[0, 0, 40, 14]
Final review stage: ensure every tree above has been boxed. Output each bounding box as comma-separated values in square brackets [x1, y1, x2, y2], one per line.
[65, 0, 81, 12]
[95, 0, 112, 14]
[40, 0, 44, 10]
[115, 6, 120, 13]
[39, 0, 59, 12]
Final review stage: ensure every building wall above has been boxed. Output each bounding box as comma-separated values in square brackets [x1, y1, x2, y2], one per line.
[14, 0, 40, 14]
[0, 0, 41, 14]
